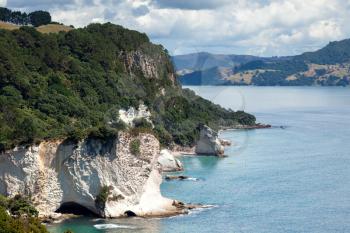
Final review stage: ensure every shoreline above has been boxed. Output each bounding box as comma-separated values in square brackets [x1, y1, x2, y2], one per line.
[219, 123, 272, 131]
[171, 124, 271, 156]
[44, 202, 208, 224]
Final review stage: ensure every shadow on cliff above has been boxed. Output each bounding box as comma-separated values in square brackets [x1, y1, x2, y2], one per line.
[56, 202, 99, 217]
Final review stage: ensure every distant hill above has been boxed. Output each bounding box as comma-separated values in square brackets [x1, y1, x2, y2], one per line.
[172, 52, 267, 71]
[176, 40, 350, 86]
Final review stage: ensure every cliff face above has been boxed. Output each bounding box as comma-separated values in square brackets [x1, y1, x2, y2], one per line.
[119, 45, 176, 86]
[0, 132, 180, 218]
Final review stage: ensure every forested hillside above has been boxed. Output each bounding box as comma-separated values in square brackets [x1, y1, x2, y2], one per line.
[0, 23, 256, 151]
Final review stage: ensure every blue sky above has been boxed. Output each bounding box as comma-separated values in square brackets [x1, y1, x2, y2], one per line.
[1, 0, 349, 56]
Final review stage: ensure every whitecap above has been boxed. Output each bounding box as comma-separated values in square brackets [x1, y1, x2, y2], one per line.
[93, 224, 137, 230]
[185, 177, 200, 181]
[188, 205, 218, 215]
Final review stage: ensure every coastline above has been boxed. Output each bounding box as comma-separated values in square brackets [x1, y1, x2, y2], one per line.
[220, 123, 272, 131]
[171, 124, 271, 156]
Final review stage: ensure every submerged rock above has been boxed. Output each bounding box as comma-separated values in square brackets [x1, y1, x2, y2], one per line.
[165, 175, 199, 181]
[158, 149, 183, 172]
[195, 125, 230, 156]
[165, 175, 189, 181]
[0, 133, 187, 218]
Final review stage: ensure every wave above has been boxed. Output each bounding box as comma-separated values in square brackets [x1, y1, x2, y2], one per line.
[185, 177, 200, 181]
[188, 204, 218, 215]
[93, 224, 137, 230]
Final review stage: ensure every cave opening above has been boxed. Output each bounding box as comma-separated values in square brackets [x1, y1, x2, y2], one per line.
[124, 210, 137, 217]
[56, 202, 99, 217]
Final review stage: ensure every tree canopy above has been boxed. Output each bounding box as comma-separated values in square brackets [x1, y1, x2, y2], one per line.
[0, 7, 51, 27]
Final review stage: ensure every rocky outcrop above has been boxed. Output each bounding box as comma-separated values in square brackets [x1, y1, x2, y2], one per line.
[0, 133, 188, 218]
[195, 125, 231, 156]
[158, 149, 183, 172]
[219, 139, 232, 146]
[119, 49, 176, 85]
[118, 104, 152, 127]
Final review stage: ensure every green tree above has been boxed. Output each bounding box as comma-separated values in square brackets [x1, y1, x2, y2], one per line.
[0, 7, 11, 22]
[29, 11, 51, 27]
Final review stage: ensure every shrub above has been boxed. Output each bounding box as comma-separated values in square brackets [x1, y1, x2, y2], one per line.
[95, 185, 112, 211]
[0, 195, 8, 209]
[0, 195, 48, 233]
[8, 195, 38, 217]
[132, 118, 152, 129]
[129, 139, 141, 156]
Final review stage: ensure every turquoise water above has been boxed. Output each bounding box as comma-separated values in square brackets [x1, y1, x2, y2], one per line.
[48, 87, 350, 233]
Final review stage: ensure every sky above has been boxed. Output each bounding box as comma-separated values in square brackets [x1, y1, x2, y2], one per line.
[1, 0, 350, 56]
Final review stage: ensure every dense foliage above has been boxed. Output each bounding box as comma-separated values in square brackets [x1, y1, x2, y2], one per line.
[0, 23, 255, 150]
[298, 39, 350, 65]
[0, 195, 48, 233]
[0, 7, 51, 27]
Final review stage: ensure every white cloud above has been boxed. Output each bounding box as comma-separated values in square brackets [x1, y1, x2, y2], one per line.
[309, 20, 342, 40]
[0, 0, 7, 7]
[5, 0, 350, 56]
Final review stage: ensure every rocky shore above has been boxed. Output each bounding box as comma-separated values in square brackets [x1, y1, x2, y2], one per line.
[220, 123, 272, 130]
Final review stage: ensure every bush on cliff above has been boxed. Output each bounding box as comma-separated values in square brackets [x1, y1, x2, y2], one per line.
[0, 195, 48, 233]
[129, 139, 141, 156]
[8, 195, 39, 217]
[95, 185, 112, 212]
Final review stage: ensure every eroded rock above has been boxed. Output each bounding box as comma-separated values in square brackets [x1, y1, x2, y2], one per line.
[158, 149, 183, 172]
[195, 125, 231, 156]
[118, 104, 152, 127]
[0, 133, 185, 218]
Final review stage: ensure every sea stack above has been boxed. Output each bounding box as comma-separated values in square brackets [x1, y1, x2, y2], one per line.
[195, 125, 230, 156]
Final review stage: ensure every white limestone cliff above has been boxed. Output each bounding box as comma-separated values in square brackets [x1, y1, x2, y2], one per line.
[195, 125, 231, 156]
[0, 132, 186, 218]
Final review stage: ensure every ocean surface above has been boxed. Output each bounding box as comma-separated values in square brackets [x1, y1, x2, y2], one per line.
[48, 86, 350, 233]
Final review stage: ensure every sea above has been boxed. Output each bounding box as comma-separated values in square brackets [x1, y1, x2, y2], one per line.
[48, 86, 350, 233]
